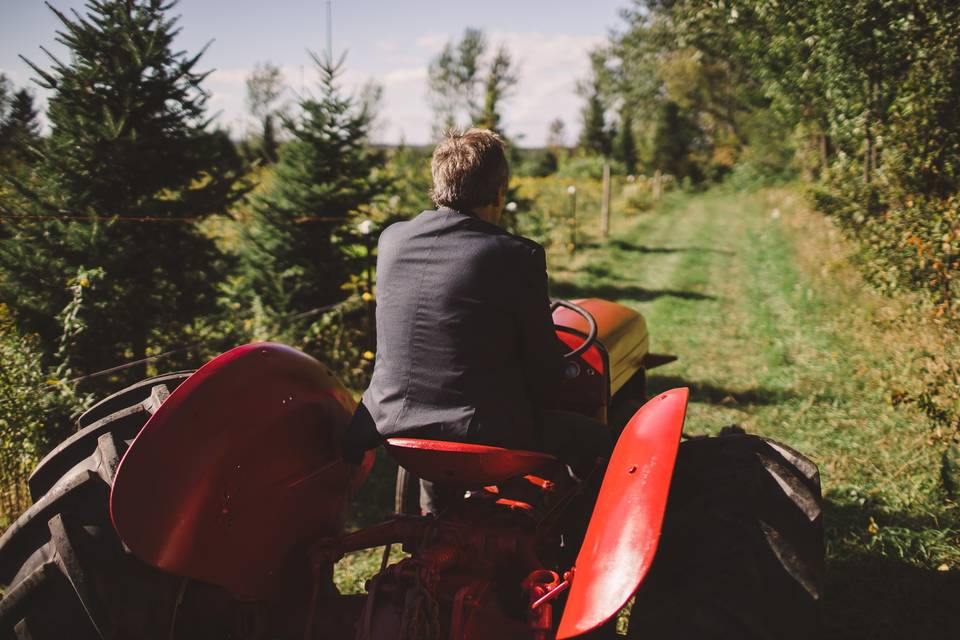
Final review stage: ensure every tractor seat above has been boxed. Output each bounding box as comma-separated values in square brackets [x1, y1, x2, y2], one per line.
[384, 438, 559, 487]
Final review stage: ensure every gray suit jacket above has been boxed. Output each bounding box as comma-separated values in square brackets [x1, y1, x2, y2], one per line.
[360, 207, 565, 450]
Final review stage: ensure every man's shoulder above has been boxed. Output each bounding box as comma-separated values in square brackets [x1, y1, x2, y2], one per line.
[382, 209, 544, 259]
[502, 231, 545, 257]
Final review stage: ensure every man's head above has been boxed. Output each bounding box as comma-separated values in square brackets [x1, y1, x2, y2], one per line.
[430, 128, 509, 223]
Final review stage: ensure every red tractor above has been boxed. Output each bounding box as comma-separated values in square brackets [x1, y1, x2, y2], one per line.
[0, 299, 823, 639]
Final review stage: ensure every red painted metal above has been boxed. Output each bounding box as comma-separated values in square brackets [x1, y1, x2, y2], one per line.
[553, 298, 650, 395]
[384, 438, 558, 487]
[110, 343, 374, 600]
[556, 387, 689, 639]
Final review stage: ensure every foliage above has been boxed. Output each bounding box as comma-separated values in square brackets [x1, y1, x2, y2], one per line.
[0, 87, 41, 167]
[611, 0, 960, 482]
[0, 0, 245, 394]
[0, 274, 96, 526]
[245, 61, 285, 164]
[379, 144, 433, 214]
[651, 101, 701, 182]
[576, 49, 613, 157]
[426, 28, 517, 138]
[612, 108, 638, 174]
[234, 53, 388, 351]
[473, 45, 517, 136]
[556, 155, 624, 181]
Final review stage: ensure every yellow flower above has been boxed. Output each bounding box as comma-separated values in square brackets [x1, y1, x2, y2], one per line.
[362, 350, 375, 361]
[78, 277, 89, 287]
[361, 291, 374, 302]
[867, 517, 879, 536]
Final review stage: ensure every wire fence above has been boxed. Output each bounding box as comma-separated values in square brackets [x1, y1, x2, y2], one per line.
[44, 295, 362, 390]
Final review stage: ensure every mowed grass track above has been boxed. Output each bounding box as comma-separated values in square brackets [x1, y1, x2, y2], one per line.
[335, 185, 960, 637]
[549, 186, 960, 639]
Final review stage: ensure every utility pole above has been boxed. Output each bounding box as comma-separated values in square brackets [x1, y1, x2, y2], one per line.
[326, 1, 333, 62]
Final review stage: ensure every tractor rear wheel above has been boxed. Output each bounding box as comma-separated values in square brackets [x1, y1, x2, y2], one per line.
[627, 431, 824, 639]
[0, 373, 194, 639]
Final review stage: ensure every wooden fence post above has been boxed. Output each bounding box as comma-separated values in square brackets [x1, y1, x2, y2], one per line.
[601, 162, 611, 238]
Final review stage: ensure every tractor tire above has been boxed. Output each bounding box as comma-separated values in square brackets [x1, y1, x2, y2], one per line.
[627, 431, 824, 639]
[0, 372, 193, 639]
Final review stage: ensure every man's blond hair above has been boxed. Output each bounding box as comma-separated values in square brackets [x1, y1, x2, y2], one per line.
[430, 128, 509, 212]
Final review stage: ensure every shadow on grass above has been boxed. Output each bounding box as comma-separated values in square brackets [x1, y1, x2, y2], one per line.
[579, 239, 736, 256]
[821, 500, 960, 639]
[647, 374, 796, 406]
[551, 280, 716, 302]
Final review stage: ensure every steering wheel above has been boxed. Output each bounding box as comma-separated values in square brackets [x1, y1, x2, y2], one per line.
[550, 300, 598, 359]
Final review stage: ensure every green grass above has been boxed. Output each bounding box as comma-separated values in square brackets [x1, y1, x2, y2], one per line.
[549, 185, 960, 638]
[335, 184, 960, 637]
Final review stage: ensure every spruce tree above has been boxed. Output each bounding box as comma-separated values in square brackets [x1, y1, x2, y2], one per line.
[238, 54, 387, 339]
[0, 0, 243, 387]
[578, 90, 611, 156]
[613, 109, 638, 174]
[0, 89, 42, 166]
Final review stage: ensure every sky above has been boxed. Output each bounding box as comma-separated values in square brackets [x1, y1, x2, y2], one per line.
[0, 0, 631, 146]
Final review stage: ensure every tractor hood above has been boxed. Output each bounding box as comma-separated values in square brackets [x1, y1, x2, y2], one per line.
[552, 298, 650, 395]
[110, 343, 373, 600]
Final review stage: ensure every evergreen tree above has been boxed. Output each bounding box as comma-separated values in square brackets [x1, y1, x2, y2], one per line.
[261, 113, 279, 163]
[578, 90, 611, 156]
[0, 0, 243, 386]
[238, 54, 387, 339]
[613, 109, 638, 174]
[651, 100, 698, 179]
[0, 89, 42, 165]
[577, 51, 613, 156]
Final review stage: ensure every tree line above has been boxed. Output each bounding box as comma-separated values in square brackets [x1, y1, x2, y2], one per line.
[0, 0, 394, 497]
[583, 0, 959, 321]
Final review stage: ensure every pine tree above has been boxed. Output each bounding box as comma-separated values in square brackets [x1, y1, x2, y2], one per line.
[578, 90, 611, 156]
[0, 89, 42, 165]
[613, 109, 638, 174]
[577, 50, 613, 157]
[261, 113, 279, 163]
[652, 101, 698, 178]
[0, 0, 243, 387]
[238, 54, 387, 339]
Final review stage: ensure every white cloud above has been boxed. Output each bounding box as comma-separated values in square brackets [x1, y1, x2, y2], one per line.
[199, 31, 601, 146]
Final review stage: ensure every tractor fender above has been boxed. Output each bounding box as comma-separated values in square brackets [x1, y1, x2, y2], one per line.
[557, 387, 688, 639]
[109, 343, 373, 600]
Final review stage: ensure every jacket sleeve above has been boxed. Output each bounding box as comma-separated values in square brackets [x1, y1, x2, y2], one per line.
[516, 244, 566, 405]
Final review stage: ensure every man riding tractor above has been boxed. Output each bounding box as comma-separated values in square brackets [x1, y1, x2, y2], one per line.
[345, 128, 613, 511]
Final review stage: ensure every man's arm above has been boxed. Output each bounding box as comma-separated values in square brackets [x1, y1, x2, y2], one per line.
[516, 244, 566, 405]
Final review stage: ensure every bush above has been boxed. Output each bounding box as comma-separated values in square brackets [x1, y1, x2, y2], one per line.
[0, 304, 88, 527]
[556, 155, 625, 181]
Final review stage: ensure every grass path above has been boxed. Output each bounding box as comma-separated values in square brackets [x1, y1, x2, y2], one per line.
[336, 185, 960, 636]
[550, 185, 960, 638]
